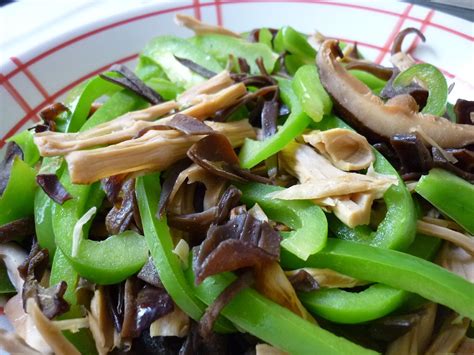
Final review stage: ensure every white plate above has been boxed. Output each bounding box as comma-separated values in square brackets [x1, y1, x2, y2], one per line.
[0, 0, 473, 339]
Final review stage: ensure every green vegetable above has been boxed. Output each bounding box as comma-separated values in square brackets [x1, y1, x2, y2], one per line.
[143, 36, 222, 88]
[282, 238, 474, 319]
[135, 55, 167, 81]
[147, 77, 183, 101]
[393, 63, 448, 116]
[416, 168, 474, 234]
[0, 158, 37, 225]
[239, 78, 312, 169]
[292, 64, 332, 122]
[313, 115, 416, 251]
[238, 182, 327, 260]
[257, 28, 273, 48]
[299, 234, 440, 323]
[274, 26, 316, 62]
[184, 253, 375, 355]
[50, 249, 79, 305]
[6, 130, 40, 166]
[0, 261, 15, 294]
[52, 91, 149, 284]
[190, 34, 277, 74]
[135, 173, 234, 333]
[349, 70, 387, 92]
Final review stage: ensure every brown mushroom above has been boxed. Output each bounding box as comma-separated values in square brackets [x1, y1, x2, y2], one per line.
[175, 14, 240, 38]
[317, 40, 474, 148]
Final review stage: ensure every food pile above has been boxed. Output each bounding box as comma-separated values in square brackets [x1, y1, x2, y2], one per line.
[0, 14, 473, 354]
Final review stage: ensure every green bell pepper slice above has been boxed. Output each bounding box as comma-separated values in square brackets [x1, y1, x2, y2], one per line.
[143, 36, 222, 88]
[416, 168, 474, 234]
[239, 78, 312, 169]
[312, 115, 416, 251]
[0, 158, 37, 225]
[190, 34, 277, 74]
[184, 253, 375, 355]
[299, 234, 440, 323]
[292, 64, 332, 122]
[6, 130, 40, 166]
[52, 91, 149, 284]
[274, 26, 316, 62]
[281, 238, 474, 319]
[393, 63, 448, 116]
[257, 28, 273, 48]
[135, 54, 167, 81]
[238, 182, 327, 261]
[135, 173, 234, 333]
[0, 261, 15, 294]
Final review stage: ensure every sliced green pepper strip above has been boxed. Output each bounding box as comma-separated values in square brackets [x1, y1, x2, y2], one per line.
[35, 187, 56, 256]
[281, 238, 474, 319]
[348, 70, 387, 92]
[184, 254, 375, 355]
[416, 168, 474, 234]
[292, 64, 332, 122]
[257, 28, 273, 48]
[53, 91, 149, 284]
[0, 158, 37, 225]
[50, 248, 79, 305]
[299, 235, 440, 323]
[146, 78, 183, 101]
[6, 130, 40, 166]
[0, 261, 15, 294]
[239, 78, 312, 169]
[135, 173, 234, 333]
[312, 115, 416, 251]
[143, 36, 222, 88]
[135, 54, 167, 81]
[274, 26, 316, 62]
[393, 63, 448, 116]
[59, 75, 121, 133]
[190, 34, 277, 74]
[238, 182, 327, 260]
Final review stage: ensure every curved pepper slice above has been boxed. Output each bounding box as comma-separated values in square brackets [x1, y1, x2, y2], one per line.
[281, 238, 474, 319]
[312, 115, 416, 251]
[52, 91, 149, 285]
[190, 34, 277, 74]
[7, 130, 40, 167]
[416, 168, 474, 234]
[239, 78, 312, 169]
[393, 63, 448, 116]
[292, 64, 333, 122]
[143, 36, 222, 88]
[0, 158, 37, 225]
[299, 234, 440, 323]
[135, 173, 234, 333]
[274, 26, 316, 63]
[238, 182, 327, 261]
[183, 252, 375, 355]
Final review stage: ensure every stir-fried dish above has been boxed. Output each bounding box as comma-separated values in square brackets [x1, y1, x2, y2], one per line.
[0, 14, 473, 354]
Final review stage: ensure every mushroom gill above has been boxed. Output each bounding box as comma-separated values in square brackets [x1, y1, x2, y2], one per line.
[316, 40, 474, 148]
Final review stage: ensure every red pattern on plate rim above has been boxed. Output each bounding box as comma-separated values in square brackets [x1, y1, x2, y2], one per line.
[1, 1, 472, 148]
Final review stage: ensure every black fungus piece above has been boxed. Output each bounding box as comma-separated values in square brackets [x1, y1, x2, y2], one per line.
[121, 278, 174, 339]
[36, 174, 72, 205]
[105, 179, 136, 235]
[390, 134, 432, 174]
[0, 217, 35, 243]
[157, 159, 192, 218]
[174, 56, 217, 79]
[0, 142, 23, 196]
[137, 257, 163, 289]
[19, 243, 70, 319]
[38, 102, 69, 131]
[100, 64, 163, 104]
[187, 134, 271, 184]
[453, 99, 474, 125]
[391, 27, 426, 55]
[193, 211, 281, 284]
[287, 269, 320, 292]
[199, 271, 253, 338]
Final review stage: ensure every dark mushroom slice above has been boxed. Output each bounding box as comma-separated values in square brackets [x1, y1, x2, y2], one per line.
[0, 217, 35, 243]
[174, 56, 217, 79]
[454, 99, 474, 125]
[0, 143, 23, 195]
[316, 39, 474, 148]
[345, 61, 394, 81]
[36, 174, 72, 205]
[391, 28, 426, 55]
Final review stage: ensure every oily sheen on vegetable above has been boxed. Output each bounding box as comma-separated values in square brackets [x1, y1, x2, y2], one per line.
[0, 15, 473, 355]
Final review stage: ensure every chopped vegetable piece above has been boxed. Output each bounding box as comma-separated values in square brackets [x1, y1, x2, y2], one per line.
[415, 168, 474, 234]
